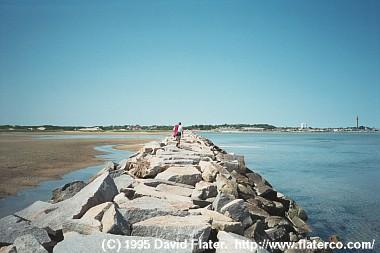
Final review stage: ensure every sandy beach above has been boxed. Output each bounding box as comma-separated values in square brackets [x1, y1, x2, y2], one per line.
[0, 132, 167, 199]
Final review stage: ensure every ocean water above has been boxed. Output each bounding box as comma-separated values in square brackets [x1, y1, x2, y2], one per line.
[198, 132, 380, 252]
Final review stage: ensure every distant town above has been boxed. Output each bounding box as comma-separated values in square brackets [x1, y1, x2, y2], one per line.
[0, 123, 378, 133]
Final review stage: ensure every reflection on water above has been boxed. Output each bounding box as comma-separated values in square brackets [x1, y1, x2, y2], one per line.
[0, 145, 132, 218]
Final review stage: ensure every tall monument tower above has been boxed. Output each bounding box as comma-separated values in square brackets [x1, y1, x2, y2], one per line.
[356, 116, 359, 128]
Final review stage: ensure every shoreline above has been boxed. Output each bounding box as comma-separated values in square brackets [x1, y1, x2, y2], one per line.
[196, 130, 379, 134]
[11, 131, 331, 251]
[0, 132, 165, 199]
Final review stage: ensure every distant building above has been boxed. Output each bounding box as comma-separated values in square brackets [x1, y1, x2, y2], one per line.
[300, 123, 308, 129]
[128, 125, 142, 130]
[78, 127, 102, 131]
[37, 127, 46, 131]
[241, 127, 265, 131]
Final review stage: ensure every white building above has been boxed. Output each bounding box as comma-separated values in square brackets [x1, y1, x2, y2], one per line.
[300, 123, 308, 129]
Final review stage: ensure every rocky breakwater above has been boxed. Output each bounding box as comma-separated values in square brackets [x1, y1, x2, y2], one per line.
[0, 132, 330, 253]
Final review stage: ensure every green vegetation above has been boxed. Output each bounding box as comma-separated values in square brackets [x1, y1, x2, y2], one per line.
[186, 124, 276, 131]
[0, 124, 276, 132]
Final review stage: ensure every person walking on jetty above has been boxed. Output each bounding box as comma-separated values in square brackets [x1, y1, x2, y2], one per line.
[173, 122, 184, 148]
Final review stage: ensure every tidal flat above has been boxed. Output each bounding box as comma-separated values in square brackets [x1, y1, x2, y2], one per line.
[0, 132, 165, 199]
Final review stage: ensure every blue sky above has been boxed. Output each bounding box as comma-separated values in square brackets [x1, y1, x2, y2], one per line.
[1, 0, 379, 128]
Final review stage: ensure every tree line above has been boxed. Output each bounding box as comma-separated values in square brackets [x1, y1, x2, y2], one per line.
[0, 124, 276, 132]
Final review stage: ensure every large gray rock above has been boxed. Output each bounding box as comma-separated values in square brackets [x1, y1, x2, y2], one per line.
[155, 166, 202, 186]
[0, 245, 16, 253]
[244, 220, 269, 242]
[212, 191, 235, 212]
[219, 160, 240, 173]
[215, 174, 238, 197]
[62, 202, 131, 236]
[132, 183, 196, 210]
[161, 144, 214, 160]
[138, 178, 194, 189]
[191, 181, 217, 200]
[51, 180, 86, 203]
[0, 215, 51, 248]
[179, 145, 215, 159]
[230, 170, 250, 184]
[156, 153, 202, 164]
[133, 183, 167, 199]
[191, 181, 217, 207]
[248, 196, 285, 216]
[62, 202, 112, 235]
[156, 183, 194, 197]
[129, 157, 163, 178]
[189, 209, 244, 235]
[254, 183, 277, 200]
[244, 202, 270, 220]
[116, 159, 130, 170]
[246, 172, 272, 188]
[16, 172, 118, 234]
[237, 183, 256, 200]
[102, 204, 130, 235]
[160, 158, 198, 166]
[13, 234, 48, 253]
[142, 141, 165, 155]
[113, 174, 135, 192]
[132, 215, 212, 252]
[265, 226, 290, 242]
[199, 161, 219, 182]
[54, 232, 192, 253]
[265, 216, 293, 230]
[121, 196, 173, 209]
[60, 171, 118, 219]
[62, 218, 102, 236]
[284, 199, 311, 233]
[95, 161, 118, 177]
[118, 197, 189, 224]
[82, 202, 112, 221]
[288, 200, 308, 221]
[114, 192, 131, 206]
[14, 201, 54, 222]
[286, 215, 311, 234]
[157, 149, 198, 158]
[218, 153, 246, 174]
[220, 199, 253, 229]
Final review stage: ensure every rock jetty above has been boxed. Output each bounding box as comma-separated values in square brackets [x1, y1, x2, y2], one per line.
[0, 132, 330, 253]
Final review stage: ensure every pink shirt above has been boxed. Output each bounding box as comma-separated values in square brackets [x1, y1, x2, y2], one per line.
[173, 125, 179, 136]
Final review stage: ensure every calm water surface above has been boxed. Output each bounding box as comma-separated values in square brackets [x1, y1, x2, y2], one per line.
[198, 132, 380, 252]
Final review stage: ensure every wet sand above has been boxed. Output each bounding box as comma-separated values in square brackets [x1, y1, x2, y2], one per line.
[0, 132, 167, 199]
